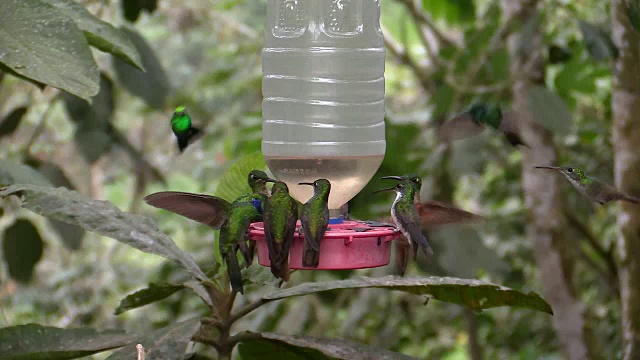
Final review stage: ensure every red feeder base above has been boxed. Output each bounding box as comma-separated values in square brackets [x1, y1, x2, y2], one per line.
[248, 220, 401, 270]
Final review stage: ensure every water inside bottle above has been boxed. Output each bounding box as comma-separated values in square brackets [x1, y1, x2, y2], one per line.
[265, 155, 384, 212]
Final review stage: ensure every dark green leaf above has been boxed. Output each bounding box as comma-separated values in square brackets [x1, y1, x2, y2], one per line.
[115, 283, 186, 315]
[626, 0, 640, 33]
[41, 0, 144, 70]
[0, 160, 51, 187]
[237, 332, 417, 360]
[2, 219, 44, 283]
[121, 0, 158, 23]
[578, 20, 618, 62]
[261, 276, 553, 314]
[112, 27, 170, 109]
[0, 184, 207, 282]
[0, 0, 99, 100]
[215, 151, 267, 202]
[0, 106, 27, 139]
[0, 324, 134, 360]
[72, 128, 112, 163]
[526, 85, 572, 135]
[421, 0, 475, 25]
[105, 319, 200, 360]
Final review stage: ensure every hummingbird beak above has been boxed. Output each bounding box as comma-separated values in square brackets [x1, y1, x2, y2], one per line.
[265, 177, 277, 183]
[298, 182, 314, 186]
[373, 186, 396, 194]
[534, 166, 561, 171]
[380, 176, 404, 181]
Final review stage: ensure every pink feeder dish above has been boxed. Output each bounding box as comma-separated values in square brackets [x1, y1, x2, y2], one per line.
[248, 220, 401, 270]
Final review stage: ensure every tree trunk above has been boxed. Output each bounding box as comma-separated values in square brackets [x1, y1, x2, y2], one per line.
[611, 1, 640, 358]
[502, 1, 592, 359]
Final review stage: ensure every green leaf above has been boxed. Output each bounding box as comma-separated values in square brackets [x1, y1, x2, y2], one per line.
[626, 0, 640, 34]
[0, 323, 135, 360]
[115, 282, 186, 315]
[0, 106, 28, 139]
[2, 219, 44, 283]
[0, 0, 99, 100]
[237, 332, 417, 360]
[121, 0, 158, 23]
[242, 263, 281, 288]
[112, 27, 170, 109]
[421, 0, 475, 25]
[578, 20, 618, 62]
[41, 0, 144, 70]
[0, 160, 52, 187]
[105, 319, 200, 360]
[0, 184, 208, 282]
[214, 151, 267, 202]
[261, 276, 553, 314]
[526, 85, 572, 136]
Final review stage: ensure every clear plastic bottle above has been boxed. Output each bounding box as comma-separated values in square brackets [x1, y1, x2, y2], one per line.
[262, 0, 386, 217]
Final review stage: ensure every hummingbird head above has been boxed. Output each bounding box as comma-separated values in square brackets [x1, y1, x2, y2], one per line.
[171, 106, 191, 133]
[248, 170, 276, 193]
[271, 181, 290, 195]
[373, 181, 413, 199]
[381, 174, 422, 192]
[299, 179, 331, 197]
[534, 165, 591, 184]
[469, 103, 501, 128]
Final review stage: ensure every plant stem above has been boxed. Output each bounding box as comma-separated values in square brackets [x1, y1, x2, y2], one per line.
[225, 331, 264, 348]
[23, 93, 59, 156]
[227, 298, 268, 327]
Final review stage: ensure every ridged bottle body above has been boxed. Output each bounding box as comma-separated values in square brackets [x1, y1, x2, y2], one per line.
[262, 0, 386, 212]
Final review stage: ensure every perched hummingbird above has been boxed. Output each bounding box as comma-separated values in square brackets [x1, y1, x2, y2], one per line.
[263, 181, 298, 281]
[534, 165, 640, 205]
[220, 194, 264, 294]
[436, 103, 527, 147]
[374, 181, 434, 257]
[171, 106, 202, 153]
[244, 170, 277, 267]
[299, 179, 331, 268]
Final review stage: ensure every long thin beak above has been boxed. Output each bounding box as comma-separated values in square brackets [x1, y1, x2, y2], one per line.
[534, 166, 561, 170]
[298, 182, 314, 186]
[380, 175, 404, 181]
[373, 186, 396, 194]
[265, 178, 277, 183]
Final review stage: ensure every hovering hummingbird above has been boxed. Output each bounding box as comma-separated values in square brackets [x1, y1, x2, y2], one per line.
[436, 103, 527, 147]
[263, 181, 298, 281]
[299, 179, 331, 268]
[219, 193, 265, 294]
[534, 165, 639, 205]
[171, 106, 202, 153]
[375, 181, 434, 257]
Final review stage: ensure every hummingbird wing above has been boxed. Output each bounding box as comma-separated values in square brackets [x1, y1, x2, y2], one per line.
[398, 210, 433, 256]
[144, 191, 231, 229]
[435, 112, 486, 143]
[499, 111, 528, 147]
[417, 201, 484, 227]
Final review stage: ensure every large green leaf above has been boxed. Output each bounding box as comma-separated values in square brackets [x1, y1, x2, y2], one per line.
[115, 283, 186, 315]
[41, 0, 144, 70]
[0, 184, 207, 282]
[237, 332, 417, 360]
[0, 160, 51, 187]
[214, 151, 267, 202]
[112, 27, 170, 109]
[0, 106, 28, 139]
[105, 319, 200, 360]
[421, 0, 475, 25]
[259, 276, 553, 314]
[2, 219, 44, 283]
[526, 85, 572, 136]
[0, 324, 136, 360]
[0, 0, 99, 100]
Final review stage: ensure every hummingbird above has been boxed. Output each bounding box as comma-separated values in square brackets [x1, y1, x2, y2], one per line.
[374, 181, 434, 257]
[534, 165, 639, 205]
[171, 106, 202, 153]
[299, 179, 331, 268]
[436, 103, 527, 147]
[263, 181, 298, 281]
[219, 193, 265, 294]
[244, 170, 277, 267]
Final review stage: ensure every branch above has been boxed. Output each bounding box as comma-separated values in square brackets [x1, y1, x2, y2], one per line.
[136, 344, 145, 360]
[225, 331, 264, 348]
[395, 0, 456, 48]
[227, 298, 268, 326]
[23, 93, 60, 156]
[382, 25, 434, 91]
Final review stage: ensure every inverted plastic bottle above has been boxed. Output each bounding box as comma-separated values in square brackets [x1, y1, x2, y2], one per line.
[262, 0, 386, 218]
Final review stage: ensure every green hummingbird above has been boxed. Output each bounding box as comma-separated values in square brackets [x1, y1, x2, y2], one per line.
[299, 179, 331, 268]
[374, 181, 434, 257]
[263, 181, 298, 281]
[219, 193, 265, 294]
[244, 170, 277, 267]
[171, 106, 202, 153]
[436, 103, 527, 147]
[534, 165, 639, 205]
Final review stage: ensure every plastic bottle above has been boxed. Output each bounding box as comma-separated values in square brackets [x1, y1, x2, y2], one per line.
[262, 0, 386, 217]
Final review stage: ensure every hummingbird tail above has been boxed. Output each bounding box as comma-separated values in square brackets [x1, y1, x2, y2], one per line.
[269, 242, 291, 281]
[224, 252, 244, 295]
[302, 241, 320, 268]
